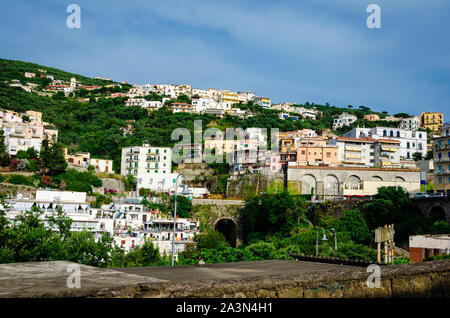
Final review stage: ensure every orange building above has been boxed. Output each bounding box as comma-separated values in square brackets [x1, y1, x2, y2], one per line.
[296, 138, 338, 166]
[364, 114, 380, 121]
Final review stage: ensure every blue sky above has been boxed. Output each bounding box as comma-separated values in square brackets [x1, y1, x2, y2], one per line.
[0, 0, 449, 119]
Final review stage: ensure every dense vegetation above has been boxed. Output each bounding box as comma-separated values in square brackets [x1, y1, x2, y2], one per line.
[178, 187, 449, 265]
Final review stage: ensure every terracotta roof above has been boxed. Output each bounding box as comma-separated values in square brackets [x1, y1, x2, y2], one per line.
[336, 137, 376, 143]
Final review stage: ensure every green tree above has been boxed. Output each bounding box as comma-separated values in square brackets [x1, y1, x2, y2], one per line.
[337, 209, 371, 244]
[363, 186, 432, 241]
[170, 195, 192, 218]
[412, 152, 423, 161]
[195, 230, 229, 249]
[241, 191, 307, 243]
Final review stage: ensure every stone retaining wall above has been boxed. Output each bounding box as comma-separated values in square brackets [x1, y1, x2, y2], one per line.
[99, 260, 450, 298]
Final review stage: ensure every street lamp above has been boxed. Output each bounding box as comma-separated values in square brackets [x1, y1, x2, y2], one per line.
[171, 174, 190, 266]
[315, 228, 327, 256]
[330, 228, 337, 254]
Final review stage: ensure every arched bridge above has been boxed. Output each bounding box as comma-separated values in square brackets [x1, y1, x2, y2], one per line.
[411, 197, 450, 223]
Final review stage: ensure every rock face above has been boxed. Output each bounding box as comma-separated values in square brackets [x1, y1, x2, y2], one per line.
[92, 177, 124, 194]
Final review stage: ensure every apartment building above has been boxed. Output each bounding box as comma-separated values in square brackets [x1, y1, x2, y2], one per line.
[121, 145, 172, 176]
[433, 123, 450, 194]
[344, 127, 427, 160]
[253, 97, 271, 109]
[155, 84, 177, 98]
[329, 137, 375, 167]
[124, 98, 147, 107]
[124, 98, 162, 110]
[220, 92, 242, 107]
[421, 112, 443, 132]
[170, 102, 194, 113]
[126, 87, 145, 98]
[1, 117, 58, 156]
[373, 139, 401, 168]
[121, 144, 175, 191]
[236, 91, 255, 103]
[191, 97, 218, 113]
[296, 138, 339, 167]
[192, 88, 213, 99]
[173, 84, 192, 97]
[332, 113, 357, 130]
[289, 106, 319, 120]
[400, 116, 421, 131]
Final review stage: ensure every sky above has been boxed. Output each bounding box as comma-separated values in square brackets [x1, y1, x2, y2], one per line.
[0, 0, 449, 119]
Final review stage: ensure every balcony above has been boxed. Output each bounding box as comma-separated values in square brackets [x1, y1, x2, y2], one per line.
[435, 157, 450, 163]
[435, 144, 450, 150]
[435, 169, 450, 176]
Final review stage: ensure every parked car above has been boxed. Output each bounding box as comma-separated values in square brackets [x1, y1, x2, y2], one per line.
[413, 192, 430, 199]
[430, 192, 446, 198]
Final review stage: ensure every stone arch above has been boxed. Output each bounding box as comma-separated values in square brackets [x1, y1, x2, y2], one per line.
[324, 174, 339, 196]
[429, 205, 446, 222]
[394, 176, 406, 182]
[371, 175, 383, 181]
[300, 174, 317, 195]
[346, 175, 362, 190]
[215, 218, 237, 247]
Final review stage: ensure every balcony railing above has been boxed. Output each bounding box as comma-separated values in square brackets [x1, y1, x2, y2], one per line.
[436, 170, 450, 176]
[435, 157, 450, 163]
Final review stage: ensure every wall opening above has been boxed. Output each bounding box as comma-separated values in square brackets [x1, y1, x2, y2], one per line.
[215, 218, 237, 248]
[429, 206, 446, 222]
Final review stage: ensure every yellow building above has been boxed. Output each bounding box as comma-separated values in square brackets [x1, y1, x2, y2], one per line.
[421, 112, 443, 132]
[220, 92, 242, 105]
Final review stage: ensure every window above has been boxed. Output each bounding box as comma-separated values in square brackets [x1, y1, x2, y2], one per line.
[397, 131, 401, 137]
[390, 131, 394, 137]
[383, 130, 387, 136]
[407, 142, 410, 149]
[301, 150, 306, 155]
[438, 177, 442, 184]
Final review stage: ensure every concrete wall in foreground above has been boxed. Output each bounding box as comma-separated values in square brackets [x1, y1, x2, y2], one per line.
[120, 260, 450, 298]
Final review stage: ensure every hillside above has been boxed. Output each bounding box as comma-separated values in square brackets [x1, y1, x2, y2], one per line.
[0, 58, 406, 172]
[0, 58, 116, 87]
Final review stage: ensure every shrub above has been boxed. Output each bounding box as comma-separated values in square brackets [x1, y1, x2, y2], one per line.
[245, 241, 276, 260]
[8, 174, 32, 186]
[195, 231, 229, 249]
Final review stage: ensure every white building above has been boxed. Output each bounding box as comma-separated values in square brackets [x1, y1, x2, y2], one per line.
[121, 144, 172, 177]
[332, 113, 358, 130]
[329, 137, 375, 167]
[344, 127, 427, 160]
[253, 97, 271, 109]
[400, 116, 420, 131]
[90, 158, 114, 174]
[191, 97, 218, 113]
